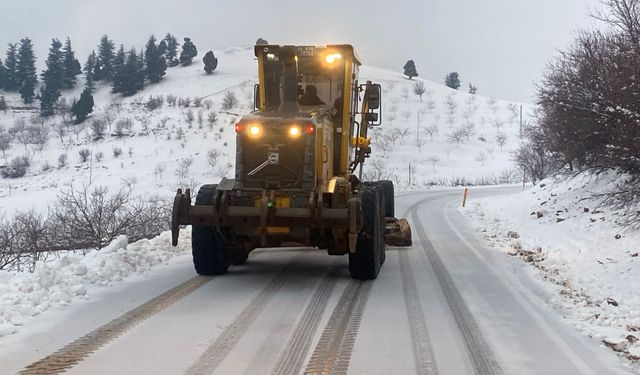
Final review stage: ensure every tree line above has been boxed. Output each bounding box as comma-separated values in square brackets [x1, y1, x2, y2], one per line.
[0, 33, 218, 123]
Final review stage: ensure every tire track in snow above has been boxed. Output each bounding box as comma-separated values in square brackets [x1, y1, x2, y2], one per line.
[399, 250, 439, 375]
[19, 276, 211, 375]
[410, 196, 503, 375]
[185, 257, 298, 375]
[270, 269, 339, 375]
[303, 280, 372, 375]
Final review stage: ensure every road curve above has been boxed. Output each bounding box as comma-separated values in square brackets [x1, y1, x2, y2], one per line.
[1, 188, 635, 375]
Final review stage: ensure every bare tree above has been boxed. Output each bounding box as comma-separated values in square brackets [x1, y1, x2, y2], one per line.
[222, 90, 239, 110]
[496, 132, 508, 150]
[412, 80, 426, 101]
[423, 124, 439, 140]
[426, 154, 441, 170]
[0, 125, 15, 158]
[197, 109, 204, 128]
[363, 158, 393, 181]
[183, 109, 195, 127]
[476, 152, 487, 166]
[175, 156, 194, 186]
[53, 122, 66, 144]
[394, 126, 411, 142]
[153, 164, 166, 181]
[90, 119, 107, 140]
[445, 95, 458, 117]
[207, 149, 222, 172]
[401, 110, 411, 122]
[401, 87, 409, 101]
[447, 128, 466, 147]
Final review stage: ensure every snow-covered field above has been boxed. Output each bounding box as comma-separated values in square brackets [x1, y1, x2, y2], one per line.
[464, 171, 640, 361]
[0, 46, 529, 218]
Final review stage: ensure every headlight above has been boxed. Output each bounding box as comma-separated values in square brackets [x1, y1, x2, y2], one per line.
[288, 125, 301, 137]
[248, 124, 262, 137]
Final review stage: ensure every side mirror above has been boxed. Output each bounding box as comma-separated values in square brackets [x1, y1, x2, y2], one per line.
[364, 113, 378, 122]
[365, 83, 381, 110]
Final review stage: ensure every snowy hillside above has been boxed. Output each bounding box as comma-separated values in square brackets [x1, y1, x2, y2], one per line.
[0, 46, 530, 219]
[464, 172, 640, 361]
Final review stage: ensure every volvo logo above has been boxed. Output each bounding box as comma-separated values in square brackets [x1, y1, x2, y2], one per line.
[267, 152, 279, 164]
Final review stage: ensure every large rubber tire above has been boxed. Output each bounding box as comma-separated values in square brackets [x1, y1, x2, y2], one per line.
[192, 184, 231, 275]
[349, 184, 384, 280]
[375, 182, 387, 266]
[378, 180, 394, 218]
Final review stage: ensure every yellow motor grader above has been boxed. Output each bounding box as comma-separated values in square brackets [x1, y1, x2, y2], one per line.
[171, 44, 411, 279]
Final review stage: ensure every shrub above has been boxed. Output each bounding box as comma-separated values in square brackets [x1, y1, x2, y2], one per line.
[145, 95, 164, 111]
[78, 149, 91, 163]
[222, 91, 238, 110]
[57, 154, 67, 168]
[1, 155, 30, 178]
[113, 147, 122, 158]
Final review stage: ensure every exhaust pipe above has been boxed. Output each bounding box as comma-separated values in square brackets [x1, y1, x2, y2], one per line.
[279, 46, 300, 113]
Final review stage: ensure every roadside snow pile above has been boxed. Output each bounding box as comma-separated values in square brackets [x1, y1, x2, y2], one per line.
[463, 170, 640, 361]
[0, 229, 191, 338]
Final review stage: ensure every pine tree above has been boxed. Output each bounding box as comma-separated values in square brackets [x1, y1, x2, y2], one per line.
[17, 38, 37, 104]
[137, 49, 145, 91]
[40, 39, 64, 116]
[468, 83, 477, 94]
[71, 88, 94, 123]
[403, 60, 418, 80]
[0, 95, 6, 113]
[96, 35, 115, 81]
[62, 37, 81, 89]
[144, 35, 167, 83]
[84, 51, 97, 91]
[4, 43, 18, 91]
[111, 45, 126, 93]
[179, 37, 198, 66]
[164, 33, 180, 67]
[0, 58, 5, 89]
[444, 72, 461, 90]
[158, 40, 168, 56]
[203, 51, 218, 74]
[115, 48, 144, 96]
[41, 39, 64, 92]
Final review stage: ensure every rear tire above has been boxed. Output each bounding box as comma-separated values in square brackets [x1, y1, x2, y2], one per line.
[378, 180, 394, 218]
[192, 184, 231, 275]
[349, 184, 384, 280]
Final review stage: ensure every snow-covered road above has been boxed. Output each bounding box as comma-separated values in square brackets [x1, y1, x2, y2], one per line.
[2, 189, 634, 374]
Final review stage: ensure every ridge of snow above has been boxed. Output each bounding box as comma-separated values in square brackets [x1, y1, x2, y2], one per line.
[463, 170, 640, 361]
[0, 230, 191, 337]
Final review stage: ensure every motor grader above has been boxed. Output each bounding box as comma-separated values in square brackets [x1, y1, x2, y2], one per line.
[171, 44, 411, 280]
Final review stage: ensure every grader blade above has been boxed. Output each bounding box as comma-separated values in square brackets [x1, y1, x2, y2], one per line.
[385, 218, 412, 246]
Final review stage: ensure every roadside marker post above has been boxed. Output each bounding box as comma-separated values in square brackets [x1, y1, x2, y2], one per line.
[462, 187, 469, 207]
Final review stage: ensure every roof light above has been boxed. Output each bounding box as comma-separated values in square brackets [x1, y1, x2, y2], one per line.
[325, 52, 342, 64]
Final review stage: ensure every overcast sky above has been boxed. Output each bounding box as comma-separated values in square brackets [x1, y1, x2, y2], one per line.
[0, 0, 602, 102]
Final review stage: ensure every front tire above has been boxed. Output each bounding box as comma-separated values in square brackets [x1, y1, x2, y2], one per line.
[192, 184, 231, 275]
[349, 184, 385, 279]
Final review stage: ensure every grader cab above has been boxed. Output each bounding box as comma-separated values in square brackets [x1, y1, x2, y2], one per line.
[171, 44, 411, 280]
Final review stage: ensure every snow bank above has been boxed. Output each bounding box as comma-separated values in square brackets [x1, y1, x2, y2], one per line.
[463, 171, 640, 361]
[0, 230, 191, 338]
